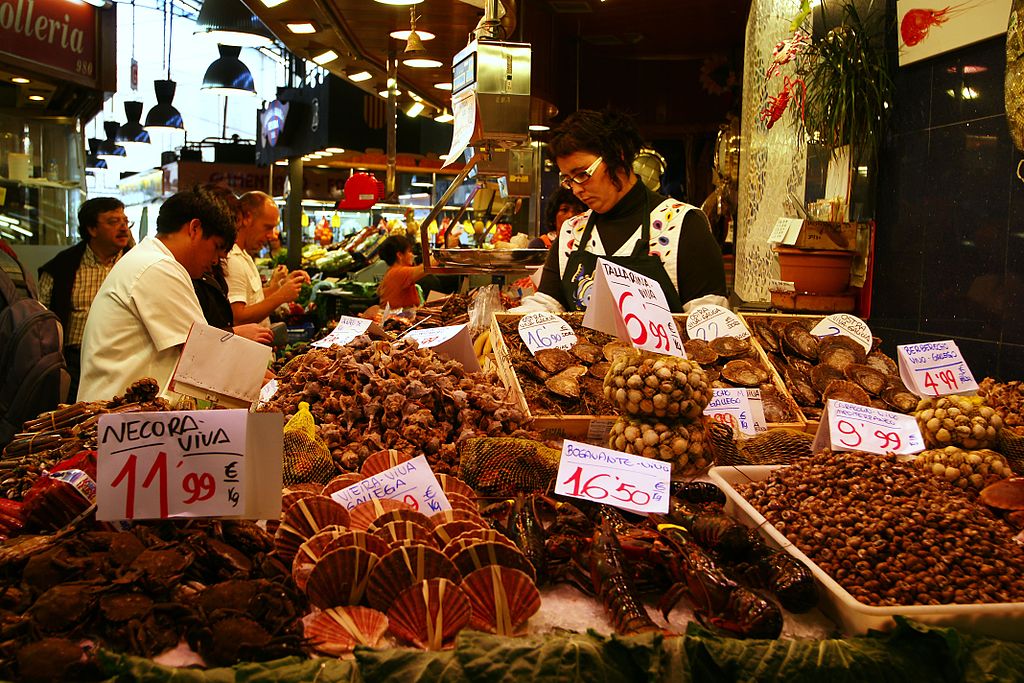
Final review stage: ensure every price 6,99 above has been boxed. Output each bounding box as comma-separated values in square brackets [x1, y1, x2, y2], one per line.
[561, 465, 651, 507]
[618, 292, 673, 351]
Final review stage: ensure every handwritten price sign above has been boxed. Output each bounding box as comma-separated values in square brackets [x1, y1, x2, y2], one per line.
[96, 410, 280, 521]
[810, 314, 872, 353]
[330, 455, 451, 514]
[518, 312, 577, 354]
[403, 324, 480, 372]
[554, 440, 670, 514]
[897, 340, 978, 398]
[812, 399, 925, 456]
[312, 316, 372, 348]
[703, 388, 768, 436]
[582, 258, 684, 358]
[685, 304, 750, 342]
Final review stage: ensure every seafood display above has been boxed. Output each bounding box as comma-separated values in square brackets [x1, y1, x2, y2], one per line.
[914, 395, 1004, 450]
[913, 446, 1013, 491]
[745, 314, 913, 421]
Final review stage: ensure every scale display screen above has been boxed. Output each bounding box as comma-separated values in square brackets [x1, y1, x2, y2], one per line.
[452, 52, 476, 95]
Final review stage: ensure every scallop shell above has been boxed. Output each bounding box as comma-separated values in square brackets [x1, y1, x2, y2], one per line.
[366, 545, 462, 612]
[752, 322, 780, 353]
[449, 541, 536, 582]
[883, 386, 919, 413]
[460, 566, 540, 636]
[810, 364, 845, 394]
[366, 509, 434, 535]
[784, 366, 819, 406]
[979, 478, 1024, 511]
[721, 359, 767, 387]
[361, 449, 413, 478]
[602, 340, 632, 362]
[349, 499, 415, 531]
[545, 373, 580, 399]
[758, 385, 792, 423]
[281, 488, 318, 512]
[709, 336, 752, 358]
[428, 509, 485, 528]
[285, 482, 325, 495]
[844, 363, 887, 395]
[442, 491, 479, 515]
[322, 530, 392, 558]
[436, 474, 474, 499]
[306, 606, 388, 656]
[822, 379, 872, 407]
[293, 530, 349, 592]
[442, 529, 516, 558]
[818, 336, 867, 370]
[866, 351, 898, 376]
[588, 361, 611, 379]
[305, 547, 379, 608]
[372, 521, 438, 549]
[683, 339, 719, 365]
[570, 342, 604, 364]
[323, 473, 366, 497]
[386, 578, 470, 650]
[534, 348, 574, 373]
[275, 496, 351, 563]
[782, 323, 819, 359]
[432, 520, 487, 546]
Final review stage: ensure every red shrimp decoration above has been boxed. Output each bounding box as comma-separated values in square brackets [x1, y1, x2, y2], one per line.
[900, 1, 991, 48]
[759, 76, 806, 130]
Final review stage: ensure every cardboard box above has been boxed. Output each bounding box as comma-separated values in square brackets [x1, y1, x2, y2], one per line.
[789, 221, 860, 252]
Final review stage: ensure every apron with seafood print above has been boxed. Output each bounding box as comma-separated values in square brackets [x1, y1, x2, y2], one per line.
[558, 192, 685, 313]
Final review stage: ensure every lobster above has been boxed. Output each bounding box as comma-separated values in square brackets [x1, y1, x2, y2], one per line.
[728, 528, 818, 614]
[590, 509, 663, 635]
[654, 522, 783, 639]
[760, 76, 806, 130]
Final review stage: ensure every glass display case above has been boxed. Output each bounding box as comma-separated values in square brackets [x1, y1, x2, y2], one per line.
[0, 113, 86, 245]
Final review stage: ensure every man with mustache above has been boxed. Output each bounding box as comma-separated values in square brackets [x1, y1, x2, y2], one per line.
[38, 197, 133, 399]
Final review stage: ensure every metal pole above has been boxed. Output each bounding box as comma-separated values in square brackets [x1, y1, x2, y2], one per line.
[386, 46, 398, 201]
[286, 156, 303, 271]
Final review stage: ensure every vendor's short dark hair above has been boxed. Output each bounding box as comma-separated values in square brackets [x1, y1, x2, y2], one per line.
[156, 186, 237, 245]
[547, 109, 644, 192]
[200, 184, 242, 227]
[544, 187, 587, 231]
[77, 197, 125, 242]
[379, 235, 413, 266]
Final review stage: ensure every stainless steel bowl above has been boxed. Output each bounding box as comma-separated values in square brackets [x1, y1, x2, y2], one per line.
[433, 248, 548, 267]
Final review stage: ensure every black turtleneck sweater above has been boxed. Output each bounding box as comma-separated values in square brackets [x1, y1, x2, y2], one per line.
[537, 181, 726, 308]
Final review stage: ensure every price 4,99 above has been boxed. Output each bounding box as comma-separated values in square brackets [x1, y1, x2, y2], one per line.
[923, 369, 959, 396]
[560, 465, 651, 507]
[110, 452, 217, 519]
[618, 292, 672, 352]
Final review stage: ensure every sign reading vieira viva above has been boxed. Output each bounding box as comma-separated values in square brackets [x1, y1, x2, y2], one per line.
[0, 0, 97, 83]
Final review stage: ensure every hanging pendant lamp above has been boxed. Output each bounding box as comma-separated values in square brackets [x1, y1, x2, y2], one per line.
[202, 44, 256, 96]
[116, 101, 151, 146]
[86, 138, 108, 169]
[145, 80, 185, 131]
[97, 121, 127, 160]
[195, 0, 274, 48]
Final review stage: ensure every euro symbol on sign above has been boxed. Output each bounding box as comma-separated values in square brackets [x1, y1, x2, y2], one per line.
[224, 462, 238, 479]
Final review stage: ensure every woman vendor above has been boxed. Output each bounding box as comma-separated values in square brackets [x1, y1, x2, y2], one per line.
[528, 187, 587, 249]
[377, 235, 434, 309]
[515, 109, 728, 313]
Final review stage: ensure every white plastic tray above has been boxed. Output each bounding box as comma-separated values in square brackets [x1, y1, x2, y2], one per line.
[708, 465, 1024, 641]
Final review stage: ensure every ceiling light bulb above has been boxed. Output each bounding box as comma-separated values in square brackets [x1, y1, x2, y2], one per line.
[435, 111, 454, 123]
[326, 147, 345, 153]
[529, 124, 550, 131]
[402, 58, 442, 68]
[348, 71, 372, 82]
[379, 89, 402, 97]
[374, 0, 424, 5]
[405, 102, 424, 117]
[28, 95, 44, 101]
[286, 22, 317, 34]
[386, 77, 397, 88]
[312, 50, 338, 65]
[390, 29, 435, 41]
[11, 77, 30, 84]
[433, 82, 452, 90]
[259, 0, 288, 6]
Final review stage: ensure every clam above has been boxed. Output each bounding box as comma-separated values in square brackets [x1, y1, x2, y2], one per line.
[844, 363, 888, 396]
[759, 386, 792, 423]
[534, 348, 574, 373]
[752, 322, 780, 353]
[784, 365, 818, 407]
[782, 323, 819, 359]
[883, 385, 919, 413]
[545, 366, 587, 399]
[588, 361, 611, 380]
[979, 478, 1024, 511]
[721, 359, 768, 387]
[683, 339, 720, 365]
[710, 336, 752, 358]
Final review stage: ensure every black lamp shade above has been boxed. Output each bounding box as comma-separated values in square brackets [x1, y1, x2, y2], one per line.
[97, 121, 127, 159]
[195, 0, 274, 47]
[202, 44, 256, 96]
[116, 101, 151, 145]
[145, 80, 185, 131]
[86, 138, 108, 169]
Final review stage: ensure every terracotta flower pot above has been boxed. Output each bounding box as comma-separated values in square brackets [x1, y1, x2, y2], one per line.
[774, 246, 854, 294]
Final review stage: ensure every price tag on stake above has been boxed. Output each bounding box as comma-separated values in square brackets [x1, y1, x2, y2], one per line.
[685, 304, 750, 342]
[767, 217, 804, 245]
[96, 410, 283, 521]
[896, 340, 978, 398]
[581, 258, 685, 358]
[812, 399, 925, 455]
[810, 314, 872, 353]
[555, 439, 670, 515]
[403, 324, 480, 372]
[518, 312, 577, 354]
[258, 379, 278, 406]
[703, 388, 768, 436]
[311, 316, 372, 348]
[329, 455, 451, 514]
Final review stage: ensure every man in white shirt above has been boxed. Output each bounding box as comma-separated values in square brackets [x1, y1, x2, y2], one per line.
[225, 191, 308, 326]
[77, 187, 267, 402]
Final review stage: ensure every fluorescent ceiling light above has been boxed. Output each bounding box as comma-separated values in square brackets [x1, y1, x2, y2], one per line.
[405, 102, 424, 117]
[433, 82, 452, 90]
[286, 22, 317, 34]
[11, 77, 29, 84]
[529, 124, 550, 131]
[379, 89, 402, 97]
[259, 0, 289, 6]
[316, 164, 329, 168]
[28, 95, 44, 101]
[312, 50, 338, 65]
[390, 29, 434, 41]
[374, 0, 424, 5]
[403, 58, 442, 68]
[326, 147, 345, 153]
[435, 112, 453, 123]
[275, 160, 287, 165]
[348, 71, 372, 82]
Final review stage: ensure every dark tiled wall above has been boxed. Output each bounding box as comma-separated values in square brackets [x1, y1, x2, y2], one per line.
[872, 30, 1024, 381]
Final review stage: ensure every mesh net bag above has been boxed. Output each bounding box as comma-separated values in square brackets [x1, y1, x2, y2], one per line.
[999, 428, 1024, 476]
[706, 422, 815, 466]
[459, 437, 560, 496]
[282, 402, 337, 485]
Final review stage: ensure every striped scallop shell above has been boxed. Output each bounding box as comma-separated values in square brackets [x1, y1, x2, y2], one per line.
[460, 566, 540, 636]
[442, 529, 516, 558]
[428, 509, 485, 529]
[305, 546, 379, 609]
[442, 491, 479, 515]
[275, 496, 351, 563]
[436, 474, 475, 498]
[372, 521, 438, 549]
[322, 530, 391, 558]
[450, 541, 536, 582]
[292, 528, 349, 591]
[386, 578, 470, 650]
[305, 606, 388, 656]
[432, 520, 487, 547]
[360, 449, 413, 477]
[349, 499, 415, 532]
[366, 545, 462, 613]
[365, 509, 434, 535]
[323, 473, 366, 497]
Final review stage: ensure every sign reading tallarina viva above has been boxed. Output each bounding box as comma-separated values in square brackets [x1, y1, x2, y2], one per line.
[0, 0, 97, 83]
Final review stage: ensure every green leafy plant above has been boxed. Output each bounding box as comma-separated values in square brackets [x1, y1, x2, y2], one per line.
[798, 0, 894, 161]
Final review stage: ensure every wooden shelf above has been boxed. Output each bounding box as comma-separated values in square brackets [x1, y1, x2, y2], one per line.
[299, 161, 465, 176]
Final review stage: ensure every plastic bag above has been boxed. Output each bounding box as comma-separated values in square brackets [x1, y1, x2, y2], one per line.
[467, 285, 505, 335]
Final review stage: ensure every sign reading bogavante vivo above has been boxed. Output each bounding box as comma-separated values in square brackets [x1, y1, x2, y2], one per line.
[0, 0, 97, 84]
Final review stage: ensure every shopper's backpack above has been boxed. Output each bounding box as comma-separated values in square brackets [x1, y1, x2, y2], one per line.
[0, 244, 69, 449]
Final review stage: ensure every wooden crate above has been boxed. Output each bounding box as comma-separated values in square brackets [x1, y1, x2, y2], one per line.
[490, 312, 805, 441]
